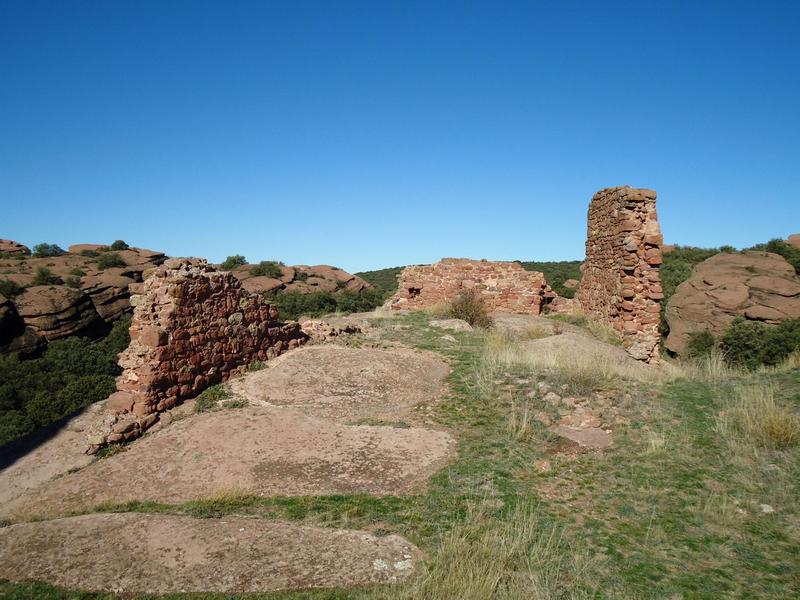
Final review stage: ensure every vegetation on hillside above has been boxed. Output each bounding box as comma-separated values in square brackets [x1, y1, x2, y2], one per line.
[31, 243, 65, 258]
[746, 238, 800, 274]
[355, 266, 404, 298]
[220, 254, 247, 271]
[519, 260, 582, 298]
[269, 288, 384, 321]
[251, 261, 284, 278]
[0, 315, 131, 447]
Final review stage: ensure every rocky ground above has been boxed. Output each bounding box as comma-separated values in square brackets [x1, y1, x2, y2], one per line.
[1, 309, 798, 598]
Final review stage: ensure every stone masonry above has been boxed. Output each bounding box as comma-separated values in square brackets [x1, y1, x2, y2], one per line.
[89, 259, 306, 451]
[386, 258, 553, 315]
[576, 187, 663, 363]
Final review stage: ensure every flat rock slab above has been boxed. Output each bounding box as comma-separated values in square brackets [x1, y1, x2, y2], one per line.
[552, 425, 613, 449]
[0, 402, 106, 505]
[2, 406, 454, 520]
[229, 345, 450, 424]
[0, 513, 420, 594]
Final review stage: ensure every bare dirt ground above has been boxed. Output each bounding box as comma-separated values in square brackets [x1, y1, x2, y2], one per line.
[0, 513, 421, 594]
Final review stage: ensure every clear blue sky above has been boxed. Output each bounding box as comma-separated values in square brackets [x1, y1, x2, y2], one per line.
[1, 1, 798, 272]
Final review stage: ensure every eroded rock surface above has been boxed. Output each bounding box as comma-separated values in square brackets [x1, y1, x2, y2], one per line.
[14, 285, 106, 341]
[0, 513, 421, 594]
[666, 251, 800, 353]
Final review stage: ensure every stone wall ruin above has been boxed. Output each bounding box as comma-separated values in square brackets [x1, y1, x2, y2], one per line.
[89, 259, 306, 451]
[386, 258, 553, 315]
[576, 186, 663, 363]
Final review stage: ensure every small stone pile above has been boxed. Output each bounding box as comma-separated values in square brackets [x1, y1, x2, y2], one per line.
[386, 258, 553, 315]
[90, 259, 306, 452]
[576, 187, 663, 363]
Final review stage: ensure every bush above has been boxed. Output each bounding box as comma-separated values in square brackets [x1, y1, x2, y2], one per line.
[269, 288, 385, 321]
[721, 318, 800, 369]
[80, 249, 101, 258]
[251, 261, 283, 278]
[31, 243, 65, 258]
[519, 260, 582, 298]
[0, 316, 130, 446]
[355, 266, 402, 297]
[110, 240, 129, 251]
[64, 276, 82, 289]
[96, 252, 126, 270]
[0, 279, 23, 299]
[69, 267, 85, 277]
[221, 254, 247, 271]
[447, 290, 493, 328]
[31, 267, 59, 286]
[686, 330, 717, 358]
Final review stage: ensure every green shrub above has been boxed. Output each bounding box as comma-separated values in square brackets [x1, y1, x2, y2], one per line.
[721, 318, 800, 369]
[221, 254, 247, 271]
[110, 240, 129, 251]
[0, 279, 23, 299]
[294, 270, 309, 281]
[447, 290, 493, 328]
[80, 249, 100, 258]
[64, 276, 81, 289]
[250, 261, 283, 278]
[31, 267, 59, 286]
[686, 330, 717, 358]
[69, 267, 85, 277]
[0, 316, 130, 446]
[519, 260, 582, 298]
[96, 252, 126, 270]
[355, 266, 403, 298]
[272, 290, 338, 320]
[269, 288, 385, 321]
[31, 243, 65, 258]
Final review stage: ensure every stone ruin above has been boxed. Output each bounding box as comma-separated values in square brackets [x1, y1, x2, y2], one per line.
[88, 258, 306, 452]
[576, 186, 663, 362]
[386, 186, 664, 363]
[386, 258, 553, 315]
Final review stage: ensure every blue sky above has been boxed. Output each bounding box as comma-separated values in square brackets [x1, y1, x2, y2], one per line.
[1, 1, 798, 272]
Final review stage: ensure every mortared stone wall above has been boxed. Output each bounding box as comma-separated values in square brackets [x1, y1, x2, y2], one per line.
[576, 186, 663, 362]
[89, 259, 306, 451]
[386, 258, 552, 315]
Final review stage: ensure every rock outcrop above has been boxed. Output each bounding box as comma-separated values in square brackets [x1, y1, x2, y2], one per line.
[788, 234, 800, 250]
[230, 264, 371, 295]
[14, 286, 106, 342]
[386, 258, 552, 315]
[0, 242, 167, 354]
[0, 239, 30, 256]
[93, 259, 307, 451]
[576, 186, 663, 363]
[665, 251, 800, 354]
[0, 294, 45, 356]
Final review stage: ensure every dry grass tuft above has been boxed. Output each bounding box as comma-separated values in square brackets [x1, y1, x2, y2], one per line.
[680, 350, 737, 383]
[381, 502, 599, 600]
[715, 383, 800, 449]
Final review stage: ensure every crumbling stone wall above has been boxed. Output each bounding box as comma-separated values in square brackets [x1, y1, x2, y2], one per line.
[576, 187, 663, 362]
[89, 259, 306, 451]
[386, 258, 553, 315]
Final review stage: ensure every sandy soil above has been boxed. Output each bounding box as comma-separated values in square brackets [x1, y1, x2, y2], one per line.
[0, 513, 421, 594]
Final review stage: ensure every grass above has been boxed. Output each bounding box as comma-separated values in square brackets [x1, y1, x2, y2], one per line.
[3, 311, 800, 599]
[193, 384, 246, 412]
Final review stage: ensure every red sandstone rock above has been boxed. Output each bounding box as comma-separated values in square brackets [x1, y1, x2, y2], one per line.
[787, 234, 800, 250]
[576, 186, 662, 363]
[386, 258, 551, 315]
[14, 285, 106, 341]
[665, 251, 800, 354]
[0, 239, 30, 256]
[0, 293, 46, 356]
